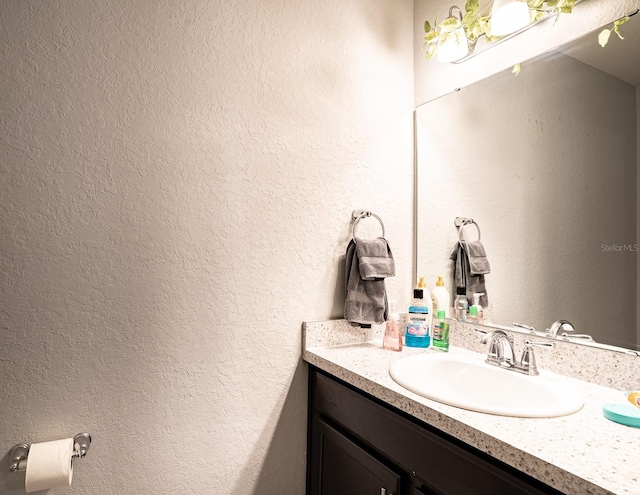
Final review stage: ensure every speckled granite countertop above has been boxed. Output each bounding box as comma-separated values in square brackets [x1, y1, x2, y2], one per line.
[303, 320, 640, 495]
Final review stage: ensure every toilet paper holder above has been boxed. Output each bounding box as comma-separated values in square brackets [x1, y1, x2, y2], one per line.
[8, 433, 92, 473]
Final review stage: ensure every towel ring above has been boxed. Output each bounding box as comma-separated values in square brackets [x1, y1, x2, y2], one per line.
[352, 210, 385, 242]
[454, 217, 481, 241]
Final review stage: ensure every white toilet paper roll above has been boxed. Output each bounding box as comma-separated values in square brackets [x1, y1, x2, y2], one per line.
[25, 438, 74, 493]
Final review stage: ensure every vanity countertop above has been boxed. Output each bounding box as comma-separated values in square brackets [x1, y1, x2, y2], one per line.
[303, 320, 640, 495]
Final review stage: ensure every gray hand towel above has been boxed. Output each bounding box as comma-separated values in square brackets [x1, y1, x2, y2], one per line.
[355, 237, 395, 280]
[450, 240, 490, 307]
[462, 240, 490, 275]
[344, 238, 393, 325]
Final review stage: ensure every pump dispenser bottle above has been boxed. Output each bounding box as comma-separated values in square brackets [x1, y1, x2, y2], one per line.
[468, 293, 484, 324]
[431, 275, 451, 317]
[383, 301, 403, 352]
[417, 276, 433, 331]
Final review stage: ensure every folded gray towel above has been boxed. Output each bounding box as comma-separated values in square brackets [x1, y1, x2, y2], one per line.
[450, 240, 490, 307]
[462, 240, 490, 275]
[355, 237, 395, 280]
[344, 238, 393, 325]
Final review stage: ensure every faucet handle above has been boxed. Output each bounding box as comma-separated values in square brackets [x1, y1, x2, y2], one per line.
[520, 340, 554, 375]
[559, 332, 594, 342]
[512, 322, 537, 334]
[524, 340, 554, 348]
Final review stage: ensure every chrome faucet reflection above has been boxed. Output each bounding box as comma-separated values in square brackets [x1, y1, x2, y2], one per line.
[478, 329, 554, 376]
[546, 319, 595, 342]
[547, 319, 575, 339]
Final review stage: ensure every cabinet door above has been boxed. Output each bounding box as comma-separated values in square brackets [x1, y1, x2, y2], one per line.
[309, 417, 402, 495]
[312, 369, 563, 495]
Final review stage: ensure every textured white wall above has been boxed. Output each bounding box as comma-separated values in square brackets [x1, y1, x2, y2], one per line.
[0, 1, 414, 493]
[414, 0, 639, 104]
[637, 86, 640, 348]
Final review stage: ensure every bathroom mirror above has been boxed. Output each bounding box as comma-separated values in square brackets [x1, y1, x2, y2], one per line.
[416, 14, 640, 352]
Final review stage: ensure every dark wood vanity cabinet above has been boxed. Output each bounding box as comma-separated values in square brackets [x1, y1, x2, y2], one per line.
[306, 367, 564, 495]
[310, 417, 403, 495]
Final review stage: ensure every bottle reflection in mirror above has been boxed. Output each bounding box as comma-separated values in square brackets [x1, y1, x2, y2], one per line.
[454, 287, 468, 322]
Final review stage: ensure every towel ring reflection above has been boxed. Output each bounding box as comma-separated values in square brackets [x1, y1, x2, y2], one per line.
[352, 210, 385, 241]
[454, 217, 481, 241]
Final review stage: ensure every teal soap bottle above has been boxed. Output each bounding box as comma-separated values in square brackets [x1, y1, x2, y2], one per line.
[405, 282, 431, 348]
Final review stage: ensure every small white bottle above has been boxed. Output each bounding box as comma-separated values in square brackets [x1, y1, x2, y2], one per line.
[431, 275, 451, 318]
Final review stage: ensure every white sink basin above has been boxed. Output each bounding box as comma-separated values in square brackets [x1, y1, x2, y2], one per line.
[389, 352, 584, 418]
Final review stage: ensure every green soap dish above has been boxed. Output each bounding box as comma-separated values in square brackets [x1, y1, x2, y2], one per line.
[602, 403, 640, 428]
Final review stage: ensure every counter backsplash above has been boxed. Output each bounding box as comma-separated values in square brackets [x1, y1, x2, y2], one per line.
[303, 318, 640, 391]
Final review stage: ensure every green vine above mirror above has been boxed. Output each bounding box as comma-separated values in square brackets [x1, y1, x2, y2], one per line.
[598, 16, 630, 47]
[424, 0, 629, 63]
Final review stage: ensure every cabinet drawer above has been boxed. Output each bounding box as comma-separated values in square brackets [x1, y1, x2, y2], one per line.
[311, 368, 562, 495]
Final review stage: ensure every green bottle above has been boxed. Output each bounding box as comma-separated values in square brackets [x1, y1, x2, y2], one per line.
[432, 310, 449, 352]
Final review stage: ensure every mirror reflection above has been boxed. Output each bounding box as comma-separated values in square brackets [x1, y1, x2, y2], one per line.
[416, 15, 639, 352]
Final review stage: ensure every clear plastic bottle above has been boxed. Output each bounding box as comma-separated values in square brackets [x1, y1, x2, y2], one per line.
[432, 309, 450, 352]
[383, 301, 403, 352]
[453, 287, 468, 321]
[405, 286, 431, 348]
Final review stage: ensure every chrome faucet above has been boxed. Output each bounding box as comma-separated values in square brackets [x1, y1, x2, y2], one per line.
[481, 330, 515, 368]
[479, 329, 554, 376]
